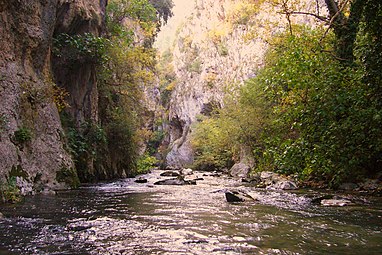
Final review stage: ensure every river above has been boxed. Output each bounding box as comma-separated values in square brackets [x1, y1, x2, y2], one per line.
[0, 170, 381, 254]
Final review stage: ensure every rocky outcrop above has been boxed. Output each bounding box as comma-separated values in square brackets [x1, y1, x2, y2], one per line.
[52, 0, 107, 181]
[162, 0, 325, 169]
[0, 0, 107, 195]
[53, 0, 106, 125]
[0, 0, 76, 193]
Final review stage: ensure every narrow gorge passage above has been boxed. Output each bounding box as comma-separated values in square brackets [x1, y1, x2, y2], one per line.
[1, 170, 382, 254]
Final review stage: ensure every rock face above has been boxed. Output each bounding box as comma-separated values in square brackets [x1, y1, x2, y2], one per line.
[0, 0, 106, 194]
[230, 163, 251, 178]
[163, 0, 325, 169]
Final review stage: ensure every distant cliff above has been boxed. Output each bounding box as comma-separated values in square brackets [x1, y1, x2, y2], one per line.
[162, 0, 324, 169]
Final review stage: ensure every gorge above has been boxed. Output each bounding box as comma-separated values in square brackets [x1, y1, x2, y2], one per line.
[0, 0, 382, 253]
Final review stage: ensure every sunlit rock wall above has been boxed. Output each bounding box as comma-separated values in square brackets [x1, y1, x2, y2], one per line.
[164, 0, 326, 169]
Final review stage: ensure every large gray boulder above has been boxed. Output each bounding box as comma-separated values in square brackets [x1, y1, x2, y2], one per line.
[230, 163, 251, 178]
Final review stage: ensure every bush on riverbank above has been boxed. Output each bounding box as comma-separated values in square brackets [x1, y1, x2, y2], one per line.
[192, 25, 382, 187]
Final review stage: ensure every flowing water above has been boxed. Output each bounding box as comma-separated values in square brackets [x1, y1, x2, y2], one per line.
[0, 170, 381, 255]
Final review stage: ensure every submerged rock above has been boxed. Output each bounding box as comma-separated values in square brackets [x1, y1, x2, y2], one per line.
[135, 177, 148, 184]
[321, 199, 353, 207]
[154, 177, 196, 185]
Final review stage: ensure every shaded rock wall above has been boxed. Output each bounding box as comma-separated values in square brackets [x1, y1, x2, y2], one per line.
[0, 0, 74, 193]
[0, 0, 107, 193]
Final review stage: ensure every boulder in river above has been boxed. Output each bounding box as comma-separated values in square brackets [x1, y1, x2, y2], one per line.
[135, 177, 148, 184]
[0, 212, 3, 219]
[229, 163, 251, 178]
[180, 168, 194, 175]
[160, 171, 180, 177]
[267, 180, 298, 190]
[154, 177, 196, 185]
[225, 190, 255, 203]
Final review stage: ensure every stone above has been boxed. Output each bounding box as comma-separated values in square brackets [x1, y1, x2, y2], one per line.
[160, 171, 180, 177]
[242, 176, 261, 184]
[180, 168, 193, 175]
[225, 190, 255, 203]
[359, 179, 379, 191]
[321, 199, 353, 207]
[268, 180, 298, 190]
[0, 212, 3, 219]
[229, 163, 251, 178]
[154, 177, 196, 185]
[134, 177, 148, 184]
[41, 189, 56, 195]
[338, 183, 358, 191]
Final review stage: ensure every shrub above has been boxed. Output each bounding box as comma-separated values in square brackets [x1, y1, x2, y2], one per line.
[14, 127, 32, 143]
[137, 153, 158, 174]
[0, 176, 21, 203]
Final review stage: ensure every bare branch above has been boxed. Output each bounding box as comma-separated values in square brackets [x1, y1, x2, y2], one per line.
[279, 11, 329, 22]
[320, 0, 351, 43]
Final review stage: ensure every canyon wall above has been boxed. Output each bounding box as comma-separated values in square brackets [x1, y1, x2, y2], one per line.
[164, 0, 325, 169]
[0, 0, 106, 194]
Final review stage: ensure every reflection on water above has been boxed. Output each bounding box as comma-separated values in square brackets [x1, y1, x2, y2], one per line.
[0, 170, 381, 254]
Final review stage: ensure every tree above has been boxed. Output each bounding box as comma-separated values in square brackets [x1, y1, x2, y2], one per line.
[148, 0, 174, 25]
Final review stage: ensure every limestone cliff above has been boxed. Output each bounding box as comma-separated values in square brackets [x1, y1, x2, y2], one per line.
[0, 0, 106, 195]
[163, 0, 325, 169]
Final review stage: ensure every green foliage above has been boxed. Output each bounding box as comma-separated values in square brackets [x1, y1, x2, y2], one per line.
[158, 48, 176, 107]
[147, 130, 165, 155]
[191, 114, 236, 171]
[148, 0, 174, 25]
[137, 153, 158, 174]
[52, 84, 69, 113]
[187, 59, 202, 73]
[0, 176, 21, 203]
[66, 122, 106, 159]
[53, 33, 110, 63]
[106, 0, 158, 45]
[103, 111, 138, 175]
[217, 42, 229, 56]
[192, 25, 382, 186]
[56, 167, 80, 189]
[13, 127, 32, 144]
